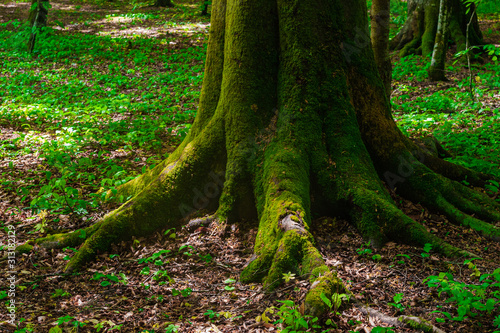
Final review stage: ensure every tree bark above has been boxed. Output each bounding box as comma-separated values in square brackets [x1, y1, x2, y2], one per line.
[370, 0, 392, 99]
[23, 0, 500, 317]
[391, 0, 483, 56]
[428, 0, 451, 81]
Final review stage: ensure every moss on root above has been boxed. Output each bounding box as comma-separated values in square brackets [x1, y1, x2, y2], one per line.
[304, 271, 345, 317]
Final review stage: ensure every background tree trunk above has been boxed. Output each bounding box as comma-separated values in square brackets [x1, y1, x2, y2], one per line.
[154, 0, 174, 7]
[391, 0, 482, 56]
[370, 0, 392, 99]
[27, 0, 49, 53]
[200, 0, 209, 15]
[428, 0, 450, 81]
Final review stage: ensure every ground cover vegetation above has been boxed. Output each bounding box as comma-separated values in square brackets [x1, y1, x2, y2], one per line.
[0, 0, 499, 332]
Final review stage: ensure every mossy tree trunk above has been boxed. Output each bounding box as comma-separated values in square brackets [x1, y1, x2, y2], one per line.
[370, 0, 392, 99]
[391, 0, 483, 56]
[26, 0, 500, 316]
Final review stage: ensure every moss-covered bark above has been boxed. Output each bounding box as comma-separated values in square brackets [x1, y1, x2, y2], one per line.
[391, 0, 483, 57]
[370, 0, 392, 99]
[23, 0, 500, 317]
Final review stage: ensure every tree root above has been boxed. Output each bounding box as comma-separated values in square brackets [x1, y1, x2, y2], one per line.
[398, 167, 500, 242]
[355, 301, 446, 333]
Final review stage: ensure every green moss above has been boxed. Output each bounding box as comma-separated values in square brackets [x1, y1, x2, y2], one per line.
[399, 316, 436, 333]
[304, 271, 345, 317]
[15, 243, 34, 254]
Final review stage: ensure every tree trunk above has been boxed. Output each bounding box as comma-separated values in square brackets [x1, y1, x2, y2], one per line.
[200, 1, 209, 16]
[370, 0, 392, 99]
[428, 0, 450, 81]
[27, 0, 49, 53]
[24, 0, 500, 317]
[153, 0, 174, 7]
[391, 0, 483, 56]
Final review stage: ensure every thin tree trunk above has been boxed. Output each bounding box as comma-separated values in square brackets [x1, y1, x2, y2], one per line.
[428, 0, 450, 81]
[370, 0, 392, 100]
[27, 0, 49, 53]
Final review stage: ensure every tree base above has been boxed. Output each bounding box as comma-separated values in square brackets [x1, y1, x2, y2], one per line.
[391, 0, 483, 57]
[17, 0, 500, 318]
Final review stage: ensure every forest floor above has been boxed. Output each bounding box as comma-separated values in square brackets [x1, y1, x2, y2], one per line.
[0, 0, 500, 332]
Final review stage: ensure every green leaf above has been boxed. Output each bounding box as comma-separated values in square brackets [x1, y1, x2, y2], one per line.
[320, 292, 332, 308]
[48, 326, 63, 333]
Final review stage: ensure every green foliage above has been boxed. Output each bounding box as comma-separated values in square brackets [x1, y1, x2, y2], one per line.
[273, 300, 321, 332]
[393, 55, 431, 82]
[424, 267, 500, 325]
[392, 55, 500, 182]
[320, 292, 351, 312]
[90, 272, 128, 286]
[224, 278, 236, 291]
[372, 327, 395, 333]
[138, 249, 172, 264]
[171, 287, 192, 297]
[0, 14, 207, 227]
[421, 243, 432, 259]
[356, 241, 372, 257]
[164, 324, 180, 333]
[51, 289, 71, 298]
[388, 293, 406, 312]
[282, 272, 296, 283]
[204, 309, 220, 319]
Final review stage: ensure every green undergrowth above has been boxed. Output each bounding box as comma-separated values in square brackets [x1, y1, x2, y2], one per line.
[392, 53, 500, 182]
[0, 11, 207, 218]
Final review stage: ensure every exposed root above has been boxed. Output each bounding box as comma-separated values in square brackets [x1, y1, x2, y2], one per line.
[185, 215, 217, 232]
[348, 187, 469, 258]
[409, 141, 499, 187]
[397, 167, 500, 242]
[356, 301, 446, 333]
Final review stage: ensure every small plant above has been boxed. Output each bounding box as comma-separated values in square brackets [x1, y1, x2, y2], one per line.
[165, 324, 180, 333]
[274, 300, 321, 332]
[388, 293, 405, 312]
[171, 287, 192, 297]
[179, 244, 195, 256]
[138, 249, 172, 264]
[282, 272, 296, 283]
[198, 253, 213, 263]
[224, 278, 236, 291]
[51, 289, 71, 298]
[464, 258, 481, 278]
[357, 241, 372, 256]
[204, 309, 220, 321]
[421, 243, 432, 258]
[90, 272, 128, 286]
[393, 253, 410, 265]
[320, 292, 351, 313]
[34, 210, 48, 233]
